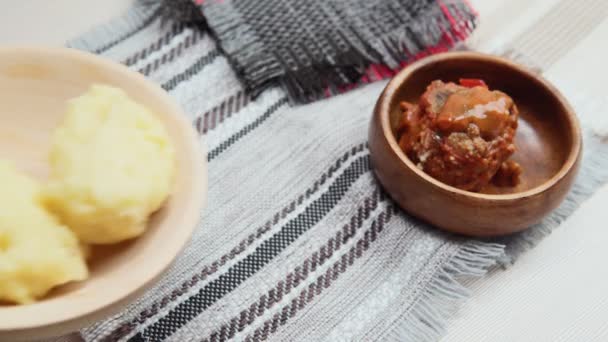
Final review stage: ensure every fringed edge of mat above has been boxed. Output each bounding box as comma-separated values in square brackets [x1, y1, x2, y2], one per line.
[200, 1, 284, 98]
[198, 0, 477, 103]
[66, 0, 162, 54]
[386, 241, 505, 341]
[386, 132, 608, 341]
[498, 131, 608, 264]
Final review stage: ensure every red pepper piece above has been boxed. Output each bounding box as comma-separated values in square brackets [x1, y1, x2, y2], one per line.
[459, 78, 487, 88]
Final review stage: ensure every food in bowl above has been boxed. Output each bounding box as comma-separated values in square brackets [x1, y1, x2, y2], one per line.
[396, 79, 521, 191]
[0, 161, 88, 304]
[0, 84, 177, 305]
[43, 85, 176, 244]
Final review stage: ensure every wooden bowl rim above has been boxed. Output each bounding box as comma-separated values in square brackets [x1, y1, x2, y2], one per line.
[378, 51, 582, 201]
[0, 46, 207, 333]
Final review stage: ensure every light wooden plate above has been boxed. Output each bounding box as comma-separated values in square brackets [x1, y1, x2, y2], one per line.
[369, 52, 582, 237]
[0, 47, 207, 340]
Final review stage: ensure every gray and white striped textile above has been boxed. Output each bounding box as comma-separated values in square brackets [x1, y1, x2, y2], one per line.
[60, 0, 608, 341]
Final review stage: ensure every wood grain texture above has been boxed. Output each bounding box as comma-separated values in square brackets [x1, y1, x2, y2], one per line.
[368, 51, 581, 237]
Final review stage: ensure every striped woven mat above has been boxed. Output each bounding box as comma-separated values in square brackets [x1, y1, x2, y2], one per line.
[50, 0, 608, 341]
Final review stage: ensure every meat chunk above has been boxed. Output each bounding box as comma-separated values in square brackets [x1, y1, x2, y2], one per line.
[397, 80, 521, 191]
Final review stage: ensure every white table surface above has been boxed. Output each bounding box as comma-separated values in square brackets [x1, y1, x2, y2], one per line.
[1, 1, 607, 341]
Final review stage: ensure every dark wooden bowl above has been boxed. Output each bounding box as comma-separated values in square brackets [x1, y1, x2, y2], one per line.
[369, 52, 582, 237]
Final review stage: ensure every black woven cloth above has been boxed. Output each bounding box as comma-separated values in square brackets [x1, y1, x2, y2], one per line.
[163, 0, 477, 102]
